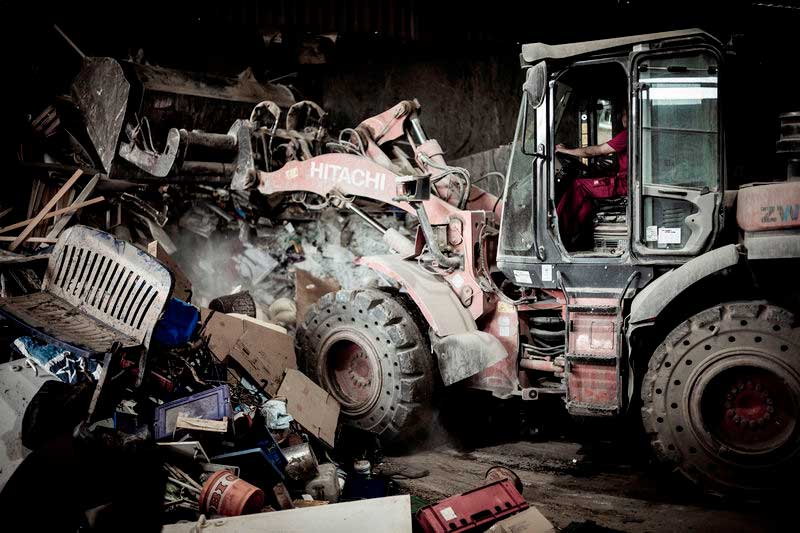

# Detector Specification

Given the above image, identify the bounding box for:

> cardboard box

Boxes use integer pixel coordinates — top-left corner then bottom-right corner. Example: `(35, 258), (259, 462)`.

(277, 369), (340, 447)
(202, 308), (297, 396)
(486, 507), (556, 533)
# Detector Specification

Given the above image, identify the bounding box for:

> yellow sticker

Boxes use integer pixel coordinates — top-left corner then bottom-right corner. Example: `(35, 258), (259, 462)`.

(498, 301), (515, 314)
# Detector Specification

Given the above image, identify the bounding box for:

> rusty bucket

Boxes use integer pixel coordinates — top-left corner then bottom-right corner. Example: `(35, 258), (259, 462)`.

(199, 470), (264, 516)
(484, 465), (524, 494)
(208, 291), (257, 318)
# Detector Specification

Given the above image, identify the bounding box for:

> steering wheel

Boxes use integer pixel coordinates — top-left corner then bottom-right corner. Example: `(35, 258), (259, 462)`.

(556, 152), (590, 176)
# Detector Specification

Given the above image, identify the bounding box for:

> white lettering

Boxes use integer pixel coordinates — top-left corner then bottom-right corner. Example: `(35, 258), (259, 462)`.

(339, 167), (350, 185)
(351, 169), (365, 186)
(308, 163), (386, 191)
(365, 171), (380, 190)
(339, 166), (352, 186)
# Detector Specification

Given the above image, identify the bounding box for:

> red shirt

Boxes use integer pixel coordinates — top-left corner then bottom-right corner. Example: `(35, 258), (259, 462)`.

(606, 129), (628, 182)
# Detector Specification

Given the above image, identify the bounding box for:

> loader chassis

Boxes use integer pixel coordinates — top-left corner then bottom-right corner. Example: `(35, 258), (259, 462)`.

(246, 30), (800, 494)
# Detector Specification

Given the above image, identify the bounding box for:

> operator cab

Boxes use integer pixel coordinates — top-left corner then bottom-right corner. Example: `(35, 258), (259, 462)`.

(552, 62), (629, 254)
(497, 29), (725, 290)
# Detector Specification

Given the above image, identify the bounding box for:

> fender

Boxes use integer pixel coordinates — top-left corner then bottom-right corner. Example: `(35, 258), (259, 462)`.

(629, 244), (743, 326)
(359, 254), (507, 385)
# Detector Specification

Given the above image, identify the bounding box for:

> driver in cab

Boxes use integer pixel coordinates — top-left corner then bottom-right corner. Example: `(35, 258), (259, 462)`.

(555, 108), (628, 246)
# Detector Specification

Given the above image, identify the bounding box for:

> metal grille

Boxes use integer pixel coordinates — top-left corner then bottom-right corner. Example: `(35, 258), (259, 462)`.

(0, 225), (174, 354)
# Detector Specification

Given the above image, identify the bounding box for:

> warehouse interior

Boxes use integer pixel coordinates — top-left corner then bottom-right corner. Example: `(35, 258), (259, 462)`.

(1, 1), (799, 531)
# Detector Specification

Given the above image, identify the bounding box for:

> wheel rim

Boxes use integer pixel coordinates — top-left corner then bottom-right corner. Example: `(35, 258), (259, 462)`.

(690, 352), (800, 460)
(319, 331), (382, 416)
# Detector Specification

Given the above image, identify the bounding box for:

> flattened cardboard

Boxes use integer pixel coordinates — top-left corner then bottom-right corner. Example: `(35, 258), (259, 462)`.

(487, 507), (556, 533)
(201, 308), (296, 396)
(277, 369), (340, 447)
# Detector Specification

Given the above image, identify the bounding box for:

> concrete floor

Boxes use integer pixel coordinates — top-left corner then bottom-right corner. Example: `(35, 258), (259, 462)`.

(383, 425), (789, 532)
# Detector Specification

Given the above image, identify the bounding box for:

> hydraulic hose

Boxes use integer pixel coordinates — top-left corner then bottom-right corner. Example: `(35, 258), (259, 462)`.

(413, 203), (462, 269)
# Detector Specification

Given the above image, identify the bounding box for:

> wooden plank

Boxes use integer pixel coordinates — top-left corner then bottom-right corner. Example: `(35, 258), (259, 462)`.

(27, 179), (42, 219)
(0, 236), (58, 244)
(174, 414), (228, 433)
(8, 170), (82, 251)
(0, 197), (105, 235)
(42, 174), (100, 242)
(0, 207), (12, 220)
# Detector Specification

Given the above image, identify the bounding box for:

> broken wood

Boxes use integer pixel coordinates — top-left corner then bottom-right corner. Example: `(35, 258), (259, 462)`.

(174, 414), (228, 433)
(0, 197), (105, 235)
(0, 236), (58, 244)
(42, 174), (101, 243)
(9, 169), (83, 251)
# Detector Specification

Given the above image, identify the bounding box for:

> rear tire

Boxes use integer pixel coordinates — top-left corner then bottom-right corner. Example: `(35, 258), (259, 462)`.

(641, 301), (800, 497)
(295, 289), (434, 445)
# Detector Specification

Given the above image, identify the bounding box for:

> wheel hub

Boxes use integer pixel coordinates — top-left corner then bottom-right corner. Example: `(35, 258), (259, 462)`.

(319, 332), (382, 416)
(724, 381), (774, 428)
(697, 360), (798, 456)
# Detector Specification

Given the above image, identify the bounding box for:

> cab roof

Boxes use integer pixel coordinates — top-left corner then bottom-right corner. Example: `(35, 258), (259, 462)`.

(521, 28), (722, 65)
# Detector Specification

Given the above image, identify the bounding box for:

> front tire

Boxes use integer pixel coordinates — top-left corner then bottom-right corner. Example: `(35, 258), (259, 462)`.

(641, 301), (800, 497)
(295, 289), (434, 444)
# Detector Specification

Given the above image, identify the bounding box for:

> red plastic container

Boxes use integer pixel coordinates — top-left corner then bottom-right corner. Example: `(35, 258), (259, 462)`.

(199, 470), (265, 517)
(416, 478), (528, 533)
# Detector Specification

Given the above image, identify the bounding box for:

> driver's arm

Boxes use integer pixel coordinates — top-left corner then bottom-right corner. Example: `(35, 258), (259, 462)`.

(555, 143), (615, 158)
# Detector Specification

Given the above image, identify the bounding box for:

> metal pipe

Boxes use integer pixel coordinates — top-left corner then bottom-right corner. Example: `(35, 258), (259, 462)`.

(53, 24), (86, 59)
(180, 161), (231, 175)
(408, 116), (428, 145)
(529, 327), (565, 340)
(346, 203), (388, 234)
(413, 203), (462, 268)
(530, 316), (564, 325)
(520, 358), (559, 373)
(346, 202), (416, 256)
(179, 130), (237, 151)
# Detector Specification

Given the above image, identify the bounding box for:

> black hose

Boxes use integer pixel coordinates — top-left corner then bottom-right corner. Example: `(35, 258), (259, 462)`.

(413, 203), (462, 269)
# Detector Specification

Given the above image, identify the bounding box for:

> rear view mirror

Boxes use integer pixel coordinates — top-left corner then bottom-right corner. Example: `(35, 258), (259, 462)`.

(523, 62), (547, 109)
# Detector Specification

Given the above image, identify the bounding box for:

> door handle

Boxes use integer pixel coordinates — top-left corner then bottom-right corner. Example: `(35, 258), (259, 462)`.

(656, 189), (688, 197)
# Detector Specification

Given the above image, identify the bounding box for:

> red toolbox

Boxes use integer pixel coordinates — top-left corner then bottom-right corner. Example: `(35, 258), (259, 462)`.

(416, 478), (528, 533)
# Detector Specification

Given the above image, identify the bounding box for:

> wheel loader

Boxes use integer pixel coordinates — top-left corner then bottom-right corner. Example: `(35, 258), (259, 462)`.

(159, 29), (800, 496)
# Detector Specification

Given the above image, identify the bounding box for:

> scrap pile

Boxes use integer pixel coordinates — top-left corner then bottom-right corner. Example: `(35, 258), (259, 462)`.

(0, 224), (549, 531)
(0, 27), (551, 532)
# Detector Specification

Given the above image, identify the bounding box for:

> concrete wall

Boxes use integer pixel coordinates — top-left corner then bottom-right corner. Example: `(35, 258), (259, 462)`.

(321, 52), (523, 161)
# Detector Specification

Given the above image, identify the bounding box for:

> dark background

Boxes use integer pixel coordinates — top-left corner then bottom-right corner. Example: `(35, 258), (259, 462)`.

(7, 0), (800, 185)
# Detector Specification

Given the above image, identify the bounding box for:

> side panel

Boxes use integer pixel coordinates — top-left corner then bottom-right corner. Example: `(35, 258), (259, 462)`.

(737, 182), (800, 232)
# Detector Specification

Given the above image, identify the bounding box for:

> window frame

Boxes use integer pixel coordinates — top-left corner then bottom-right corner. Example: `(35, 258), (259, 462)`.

(630, 44), (726, 260)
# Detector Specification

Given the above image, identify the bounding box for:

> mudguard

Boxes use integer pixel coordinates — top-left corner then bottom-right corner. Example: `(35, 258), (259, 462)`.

(629, 244), (742, 325)
(430, 331), (508, 386)
(360, 254), (507, 384)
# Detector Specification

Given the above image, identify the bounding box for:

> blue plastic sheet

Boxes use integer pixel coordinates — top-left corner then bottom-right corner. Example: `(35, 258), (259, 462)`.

(13, 336), (100, 384)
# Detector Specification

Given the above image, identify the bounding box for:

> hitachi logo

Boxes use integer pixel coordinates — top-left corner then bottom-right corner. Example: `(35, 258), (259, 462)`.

(309, 162), (386, 191)
(761, 204), (800, 224)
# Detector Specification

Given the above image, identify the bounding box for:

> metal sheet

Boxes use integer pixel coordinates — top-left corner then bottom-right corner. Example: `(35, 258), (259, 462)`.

(521, 29), (717, 64)
(162, 495), (412, 533)
(71, 57), (130, 173)
(0, 360), (56, 491)
(431, 330), (508, 386)
(359, 255), (476, 337)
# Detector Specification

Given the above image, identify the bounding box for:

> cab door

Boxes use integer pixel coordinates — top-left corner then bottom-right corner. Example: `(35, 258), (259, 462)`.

(631, 48), (724, 257)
